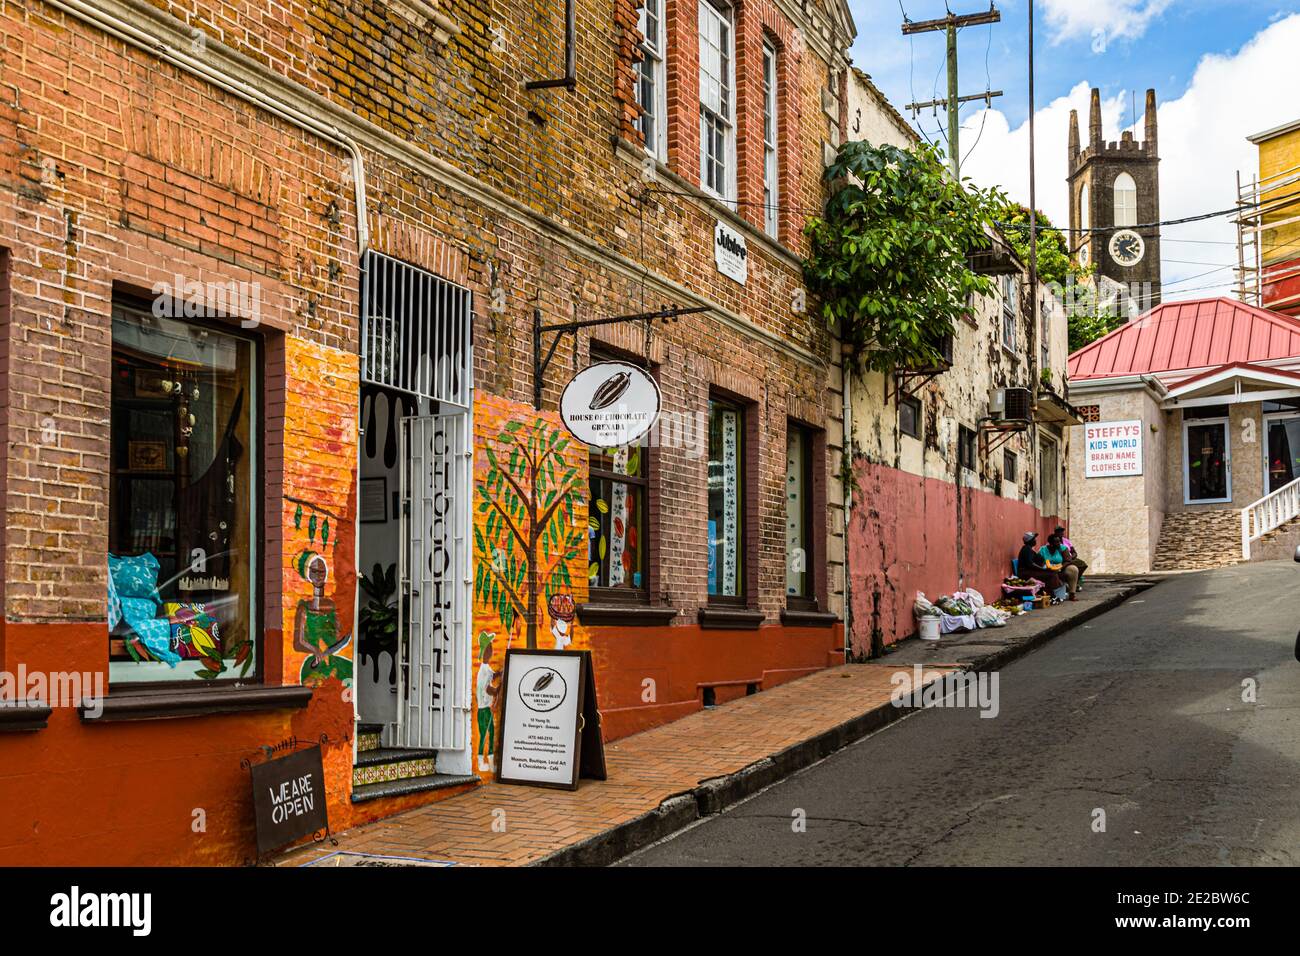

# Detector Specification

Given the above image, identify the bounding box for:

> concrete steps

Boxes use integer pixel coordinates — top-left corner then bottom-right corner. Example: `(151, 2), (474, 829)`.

(1152, 508), (1243, 571)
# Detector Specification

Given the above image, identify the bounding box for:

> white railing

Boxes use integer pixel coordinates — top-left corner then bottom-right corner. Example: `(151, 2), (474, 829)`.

(1242, 475), (1300, 559)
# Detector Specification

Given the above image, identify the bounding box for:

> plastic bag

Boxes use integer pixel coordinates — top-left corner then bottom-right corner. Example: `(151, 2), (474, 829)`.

(962, 588), (985, 609)
(913, 591), (939, 618)
(975, 605), (1008, 628)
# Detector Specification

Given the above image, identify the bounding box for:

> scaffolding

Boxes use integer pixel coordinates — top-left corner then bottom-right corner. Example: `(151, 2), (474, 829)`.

(1235, 160), (1300, 309)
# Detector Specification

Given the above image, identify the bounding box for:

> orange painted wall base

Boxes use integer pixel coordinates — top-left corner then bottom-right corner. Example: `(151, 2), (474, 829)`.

(588, 622), (844, 741)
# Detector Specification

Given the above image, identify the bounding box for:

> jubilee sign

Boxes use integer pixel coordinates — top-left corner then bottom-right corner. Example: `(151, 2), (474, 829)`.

(1084, 420), (1143, 477)
(560, 361), (660, 447)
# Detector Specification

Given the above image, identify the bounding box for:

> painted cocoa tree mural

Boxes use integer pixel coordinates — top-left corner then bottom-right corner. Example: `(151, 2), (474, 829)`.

(473, 413), (586, 648)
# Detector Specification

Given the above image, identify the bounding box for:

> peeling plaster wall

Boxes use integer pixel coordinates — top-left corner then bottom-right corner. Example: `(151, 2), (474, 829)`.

(843, 271), (1073, 653)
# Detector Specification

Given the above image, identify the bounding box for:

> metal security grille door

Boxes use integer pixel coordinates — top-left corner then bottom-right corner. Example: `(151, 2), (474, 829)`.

(361, 251), (472, 409)
(398, 413), (471, 750)
(361, 250), (473, 753)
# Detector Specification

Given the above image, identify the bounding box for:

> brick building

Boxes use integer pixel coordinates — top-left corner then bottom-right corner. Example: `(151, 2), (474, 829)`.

(0, 0), (855, 864)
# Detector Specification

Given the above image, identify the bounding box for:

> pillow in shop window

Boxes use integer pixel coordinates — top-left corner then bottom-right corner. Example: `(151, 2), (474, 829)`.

(108, 552), (162, 602)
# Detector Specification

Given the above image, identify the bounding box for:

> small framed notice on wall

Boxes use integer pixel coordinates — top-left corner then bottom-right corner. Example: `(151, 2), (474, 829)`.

(496, 649), (606, 791)
(360, 477), (388, 523)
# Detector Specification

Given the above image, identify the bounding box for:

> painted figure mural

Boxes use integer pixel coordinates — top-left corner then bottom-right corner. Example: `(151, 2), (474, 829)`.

(293, 550), (354, 686)
(471, 394), (591, 780)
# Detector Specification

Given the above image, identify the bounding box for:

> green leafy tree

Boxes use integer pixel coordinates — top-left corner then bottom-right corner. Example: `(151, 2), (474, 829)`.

(998, 203), (1124, 353)
(473, 419), (585, 648)
(803, 141), (1008, 374)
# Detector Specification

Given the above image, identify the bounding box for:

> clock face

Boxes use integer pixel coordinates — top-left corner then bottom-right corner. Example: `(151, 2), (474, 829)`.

(1109, 229), (1145, 267)
(1078, 243), (1090, 268)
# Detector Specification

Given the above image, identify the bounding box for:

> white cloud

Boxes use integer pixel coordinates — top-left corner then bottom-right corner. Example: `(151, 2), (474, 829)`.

(957, 12), (1300, 301)
(1040, 0), (1175, 47)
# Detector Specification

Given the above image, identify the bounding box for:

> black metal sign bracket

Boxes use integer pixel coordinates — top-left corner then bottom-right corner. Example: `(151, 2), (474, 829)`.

(532, 304), (709, 409)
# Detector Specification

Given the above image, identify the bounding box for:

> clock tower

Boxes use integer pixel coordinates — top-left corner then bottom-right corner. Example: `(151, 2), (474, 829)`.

(1068, 88), (1162, 317)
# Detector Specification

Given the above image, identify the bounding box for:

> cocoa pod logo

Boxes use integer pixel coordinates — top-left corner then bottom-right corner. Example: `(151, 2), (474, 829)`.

(589, 371), (631, 410)
(532, 671), (556, 693)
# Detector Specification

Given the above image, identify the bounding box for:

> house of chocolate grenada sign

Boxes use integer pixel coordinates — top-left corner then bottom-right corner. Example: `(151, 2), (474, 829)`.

(559, 361), (660, 447)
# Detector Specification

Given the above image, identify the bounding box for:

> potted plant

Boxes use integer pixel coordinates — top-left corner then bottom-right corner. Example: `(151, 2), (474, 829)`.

(359, 562), (401, 683)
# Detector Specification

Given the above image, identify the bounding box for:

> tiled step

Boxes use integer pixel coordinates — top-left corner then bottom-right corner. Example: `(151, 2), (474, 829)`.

(356, 722), (384, 753)
(352, 746), (438, 787)
(351, 772), (480, 805)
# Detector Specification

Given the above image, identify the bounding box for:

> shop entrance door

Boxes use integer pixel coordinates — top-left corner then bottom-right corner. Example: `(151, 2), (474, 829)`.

(1184, 418), (1232, 503)
(1265, 413), (1300, 493)
(396, 412), (470, 751)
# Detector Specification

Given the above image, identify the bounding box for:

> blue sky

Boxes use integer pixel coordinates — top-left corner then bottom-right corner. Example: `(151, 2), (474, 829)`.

(845, 1), (1300, 298)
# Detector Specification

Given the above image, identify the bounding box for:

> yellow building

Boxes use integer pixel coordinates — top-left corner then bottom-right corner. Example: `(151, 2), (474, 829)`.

(1242, 120), (1300, 316)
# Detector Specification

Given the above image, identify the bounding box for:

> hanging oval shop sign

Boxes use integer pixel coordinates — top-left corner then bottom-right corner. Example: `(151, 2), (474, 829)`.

(560, 361), (661, 447)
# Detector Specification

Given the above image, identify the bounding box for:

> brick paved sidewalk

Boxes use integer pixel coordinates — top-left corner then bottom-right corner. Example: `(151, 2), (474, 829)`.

(276, 663), (952, 867)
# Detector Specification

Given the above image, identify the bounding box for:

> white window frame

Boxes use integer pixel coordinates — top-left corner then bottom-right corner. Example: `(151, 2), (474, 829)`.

(1040, 299), (1052, 371)
(637, 0), (667, 161)
(698, 0), (735, 201)
(1113, 172), (1137, 228)
(762, 40), (779, 237)
(1001, 273), (1018, 352)
(1038, 433), (1060, 516)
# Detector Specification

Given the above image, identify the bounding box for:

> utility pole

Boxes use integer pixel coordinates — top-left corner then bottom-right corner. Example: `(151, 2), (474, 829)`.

(1028, 0), (1038, 382)
(902, 4), (1002, 177)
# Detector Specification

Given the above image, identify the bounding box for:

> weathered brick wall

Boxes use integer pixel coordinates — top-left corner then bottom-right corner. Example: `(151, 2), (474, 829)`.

(1, 0), (851, 626)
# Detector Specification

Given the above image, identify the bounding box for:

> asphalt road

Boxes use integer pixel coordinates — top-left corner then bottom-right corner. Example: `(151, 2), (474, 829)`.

(622, 561), (1300, 866)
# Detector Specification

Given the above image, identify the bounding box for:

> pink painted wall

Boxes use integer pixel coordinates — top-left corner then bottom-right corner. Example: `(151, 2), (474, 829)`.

(849, 458), (1063, 655)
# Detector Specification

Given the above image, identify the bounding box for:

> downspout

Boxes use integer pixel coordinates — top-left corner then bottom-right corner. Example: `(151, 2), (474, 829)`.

(47, 1), (371, 742)
(841, 349), (853, 662)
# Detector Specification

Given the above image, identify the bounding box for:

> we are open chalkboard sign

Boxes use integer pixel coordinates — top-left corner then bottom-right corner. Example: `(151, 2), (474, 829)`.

(250, 745), (329, 857)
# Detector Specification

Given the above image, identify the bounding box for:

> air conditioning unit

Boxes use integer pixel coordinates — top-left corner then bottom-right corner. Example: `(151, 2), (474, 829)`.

(989, 386), (1032, 423)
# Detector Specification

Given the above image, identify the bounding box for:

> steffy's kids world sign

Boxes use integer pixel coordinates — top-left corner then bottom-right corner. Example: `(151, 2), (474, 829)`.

(560, 361), (660, 447)
(1084, 420), (1144, 477)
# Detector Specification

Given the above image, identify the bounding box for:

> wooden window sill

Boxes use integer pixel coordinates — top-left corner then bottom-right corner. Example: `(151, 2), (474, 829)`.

(780, 608), (840, 627)
(577, 603), (680, 627)
(0, 700), (53, 732)
(79, 685), (313, 722)
(698, 606), (765, 630)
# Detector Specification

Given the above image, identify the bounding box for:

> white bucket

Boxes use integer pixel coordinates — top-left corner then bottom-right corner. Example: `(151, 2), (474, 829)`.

(919, 615), (942, 641)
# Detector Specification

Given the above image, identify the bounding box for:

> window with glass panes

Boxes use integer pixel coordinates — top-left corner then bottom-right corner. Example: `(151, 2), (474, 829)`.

(707, 397), (745, 600)
(785, 423), (814, 603)
(637, 0), (666, 160)
(108, 301), (259, 683)
(1001, 274), (1018, 350)
(587, 352), (649, 600)
(698, 0), (734, 199)
(762, 40), (779, 237)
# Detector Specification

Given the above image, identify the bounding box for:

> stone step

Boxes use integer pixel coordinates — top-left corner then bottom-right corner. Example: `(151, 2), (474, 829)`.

(351, 772), (480, 805)
(1153, 508), (1242, 572)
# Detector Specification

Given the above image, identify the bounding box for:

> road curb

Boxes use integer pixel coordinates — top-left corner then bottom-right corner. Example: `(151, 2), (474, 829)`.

(963, 581), (1155, 673)
(534, 581), (1155, 867)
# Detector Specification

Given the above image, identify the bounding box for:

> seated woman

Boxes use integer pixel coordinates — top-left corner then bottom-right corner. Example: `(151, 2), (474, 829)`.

(1040, 533), (1079, 601)
(1017, 532), (1063, 597)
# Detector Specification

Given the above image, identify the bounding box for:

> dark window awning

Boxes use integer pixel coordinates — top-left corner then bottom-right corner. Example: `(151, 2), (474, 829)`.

(1034, 385), (1083, 426)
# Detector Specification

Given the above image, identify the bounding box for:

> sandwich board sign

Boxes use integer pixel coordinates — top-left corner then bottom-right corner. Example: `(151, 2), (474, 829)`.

(249, 745), (329, 857)
(496, 649), (606, 791)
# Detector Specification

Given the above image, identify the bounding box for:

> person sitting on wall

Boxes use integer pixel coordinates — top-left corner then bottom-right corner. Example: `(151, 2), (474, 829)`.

(1017, 531), (1063, 598)
(1041, 533), (1079, 602)
(1055, 525), (1088, 588)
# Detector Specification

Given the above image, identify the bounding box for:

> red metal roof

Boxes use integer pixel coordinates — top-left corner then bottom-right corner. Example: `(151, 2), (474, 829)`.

(1068, 297), (1300, 381)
